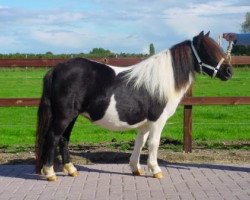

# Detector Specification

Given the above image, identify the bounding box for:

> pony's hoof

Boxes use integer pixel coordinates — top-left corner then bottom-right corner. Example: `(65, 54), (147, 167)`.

(63, 162), (78, 177)
(47, 175), (58, 182)
(69, 171), (79, 177)
(153, 172), (163, 179)
(132, 169), (144, 176)
(41, 166), (57, 181)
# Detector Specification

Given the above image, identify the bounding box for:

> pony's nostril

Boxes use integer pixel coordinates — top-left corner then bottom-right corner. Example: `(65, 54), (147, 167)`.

(226, 67), (232, 76)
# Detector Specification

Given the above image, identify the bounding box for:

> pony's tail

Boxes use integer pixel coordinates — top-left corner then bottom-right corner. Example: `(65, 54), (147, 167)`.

(35, 69), (53, 174)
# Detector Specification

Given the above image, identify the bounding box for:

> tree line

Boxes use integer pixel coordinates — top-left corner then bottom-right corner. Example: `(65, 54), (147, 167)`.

(0, 48), (149, 59)
(0, 42), (157, 59)
(0, 43), (249, 60)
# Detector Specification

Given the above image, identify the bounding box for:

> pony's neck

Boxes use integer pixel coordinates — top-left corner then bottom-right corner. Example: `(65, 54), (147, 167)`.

(170, 40), (196, 91)
(124, 40), (196, 103)
(125, 50), (182, 103)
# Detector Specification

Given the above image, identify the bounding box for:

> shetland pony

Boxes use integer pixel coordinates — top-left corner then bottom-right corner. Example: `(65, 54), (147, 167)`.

(36, 31), (233, 181)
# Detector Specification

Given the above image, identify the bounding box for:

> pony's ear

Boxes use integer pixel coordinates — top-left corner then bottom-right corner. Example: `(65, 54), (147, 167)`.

(193, 31), (204, 47)
(205, 31), (210, 37)
(197, 31), (204, 43)
(198, 31), (204, 37)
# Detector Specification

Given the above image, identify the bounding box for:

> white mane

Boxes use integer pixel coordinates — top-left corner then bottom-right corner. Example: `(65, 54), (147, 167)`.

(125, 50), (177, 103)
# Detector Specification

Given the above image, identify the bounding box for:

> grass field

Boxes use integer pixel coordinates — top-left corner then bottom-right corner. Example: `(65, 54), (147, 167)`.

(0, 67), (250, 150)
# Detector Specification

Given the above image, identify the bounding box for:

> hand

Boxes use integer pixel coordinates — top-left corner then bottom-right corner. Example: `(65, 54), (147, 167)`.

(222, 33), (237, 42)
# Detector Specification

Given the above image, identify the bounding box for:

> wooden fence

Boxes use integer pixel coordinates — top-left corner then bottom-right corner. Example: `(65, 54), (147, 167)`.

(1, 57), (250, 152)
(0, 57), (144, 68)
(0, 56), (250, 67)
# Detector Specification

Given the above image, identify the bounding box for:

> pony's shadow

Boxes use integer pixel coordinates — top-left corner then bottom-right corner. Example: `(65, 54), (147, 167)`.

(71, 150), (148, 164)
(71, 150), (250, 173)
(0, 151), (249, 180)
(0, 164), (38, 180)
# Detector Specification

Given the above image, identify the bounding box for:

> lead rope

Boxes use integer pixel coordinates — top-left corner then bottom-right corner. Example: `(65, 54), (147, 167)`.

(226, 41), (234, 62)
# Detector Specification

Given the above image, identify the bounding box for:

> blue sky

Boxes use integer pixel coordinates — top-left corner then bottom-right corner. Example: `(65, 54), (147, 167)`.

(0, 0), (249, 54)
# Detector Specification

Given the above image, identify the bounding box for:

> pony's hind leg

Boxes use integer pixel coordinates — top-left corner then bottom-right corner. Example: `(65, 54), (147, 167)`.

(59, 118), (78, 177)
(41, 117), (73, 181)
(129, 126), (149, 176)
(41, 126), (59, 181)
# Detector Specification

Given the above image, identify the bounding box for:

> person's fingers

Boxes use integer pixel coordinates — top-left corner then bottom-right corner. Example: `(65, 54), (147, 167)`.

(222, 33), (236, 41)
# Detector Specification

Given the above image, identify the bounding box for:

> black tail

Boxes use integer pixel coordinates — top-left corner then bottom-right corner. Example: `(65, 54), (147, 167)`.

(35, 69), (53, 174)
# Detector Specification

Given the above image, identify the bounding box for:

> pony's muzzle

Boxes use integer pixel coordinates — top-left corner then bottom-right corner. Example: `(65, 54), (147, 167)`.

(226, 67), (233, 77)
(219, 65), (233, 81)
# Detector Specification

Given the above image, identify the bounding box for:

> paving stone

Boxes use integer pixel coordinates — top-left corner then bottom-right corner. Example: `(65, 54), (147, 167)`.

(0, 163), (249, 200)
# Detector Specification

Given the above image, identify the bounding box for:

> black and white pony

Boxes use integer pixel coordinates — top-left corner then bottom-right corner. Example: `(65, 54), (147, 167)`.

(36, 31), (233, 181)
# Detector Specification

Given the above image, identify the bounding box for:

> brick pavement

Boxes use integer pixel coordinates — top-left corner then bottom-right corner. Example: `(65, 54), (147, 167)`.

(0, 163), (249, 200)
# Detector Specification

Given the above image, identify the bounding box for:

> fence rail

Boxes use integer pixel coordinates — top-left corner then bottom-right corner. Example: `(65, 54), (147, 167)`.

(181, 96), (250, 105)
(231, 56), (250, 65)
(0, 56), (249, 68)
(0, 57), (144, 67)
(1, 96), (250, 107)
(0, 57), (250, 152)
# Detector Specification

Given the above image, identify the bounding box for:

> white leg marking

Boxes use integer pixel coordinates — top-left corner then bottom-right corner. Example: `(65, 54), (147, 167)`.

(63, 162), (78, 177)
(147, 125), (163, 175)
(129, 126), (149, 174)
(41, 165), (55, 177)
(41, 165), (57, 181)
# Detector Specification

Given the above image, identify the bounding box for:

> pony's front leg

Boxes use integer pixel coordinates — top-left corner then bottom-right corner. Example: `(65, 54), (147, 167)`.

(147, 123), (165, 179)
(129, 127), (149, 176)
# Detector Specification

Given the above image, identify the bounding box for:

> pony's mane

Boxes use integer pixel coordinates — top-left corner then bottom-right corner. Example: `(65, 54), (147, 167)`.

(124, 41), (195, 103)
(170, 40), (195, 90)
(124, 50), (180, 103)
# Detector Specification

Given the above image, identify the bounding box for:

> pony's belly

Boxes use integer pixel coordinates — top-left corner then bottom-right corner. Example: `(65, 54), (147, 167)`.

(93, 116), (147, 131)
(82, 95), (147, 131)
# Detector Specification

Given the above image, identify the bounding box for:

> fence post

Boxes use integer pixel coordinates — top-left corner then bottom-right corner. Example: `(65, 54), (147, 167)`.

(183, 88), (193, 153)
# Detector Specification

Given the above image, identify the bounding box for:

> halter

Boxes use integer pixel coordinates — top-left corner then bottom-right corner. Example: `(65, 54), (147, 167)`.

(191, 41), (225, 78)
(226, 41), (234, 62)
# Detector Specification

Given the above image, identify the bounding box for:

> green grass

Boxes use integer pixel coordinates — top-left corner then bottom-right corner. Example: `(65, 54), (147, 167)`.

(0, 68), (47, 97)
(193, 67), (250, 96)
(0, 67), (250, 150)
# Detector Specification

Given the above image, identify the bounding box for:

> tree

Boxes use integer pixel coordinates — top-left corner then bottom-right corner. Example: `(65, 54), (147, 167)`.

(231, 45), (250, 56)
(45, 51), (53, 58)
(89, 48), (113, 57)
(241, 12), (250, 33)
(232, 12), (250, 56)
(149, 43), (155, 55)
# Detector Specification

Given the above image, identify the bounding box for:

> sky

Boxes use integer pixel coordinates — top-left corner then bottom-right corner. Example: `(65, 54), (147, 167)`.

(0, 0), (249, 54)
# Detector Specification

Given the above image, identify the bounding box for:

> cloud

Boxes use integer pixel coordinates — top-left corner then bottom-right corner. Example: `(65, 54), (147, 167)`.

(1, 0), (249, 53)
(30, 29), (145, 53)
(33, 31), (77, 47)
(163, 1), (250, 37)
(166, 1), (250, 17)
(34, 12), (86, 25)
(0, 35), (17, 46)
(0, 7), (86, 25)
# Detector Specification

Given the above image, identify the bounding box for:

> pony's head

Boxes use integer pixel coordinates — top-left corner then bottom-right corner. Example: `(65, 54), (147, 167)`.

(192, 31), (233, 81)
